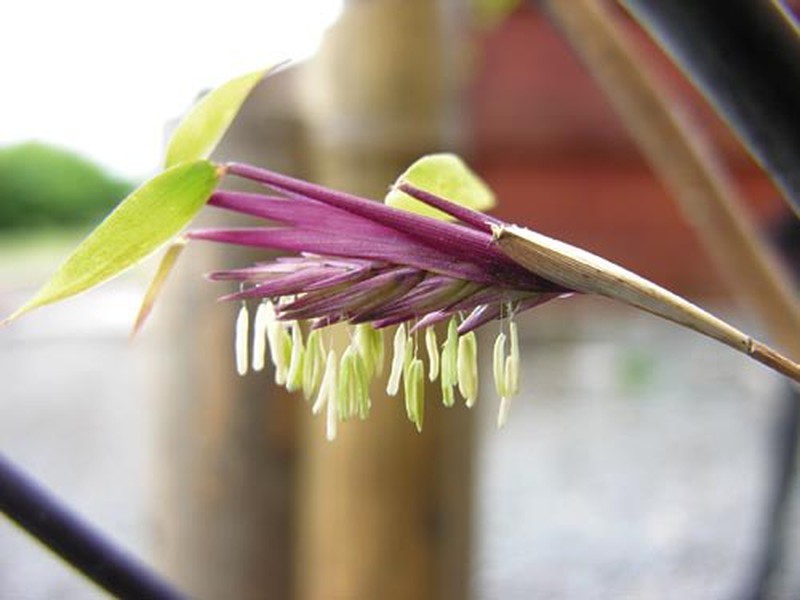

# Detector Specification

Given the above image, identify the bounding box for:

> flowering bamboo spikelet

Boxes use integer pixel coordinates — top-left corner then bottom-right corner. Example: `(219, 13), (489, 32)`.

(192, 161), (577, 437)
(185, 159), (800, 437)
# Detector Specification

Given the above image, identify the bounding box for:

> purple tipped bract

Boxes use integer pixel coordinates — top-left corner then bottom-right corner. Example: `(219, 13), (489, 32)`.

(188, 162), (570, 331)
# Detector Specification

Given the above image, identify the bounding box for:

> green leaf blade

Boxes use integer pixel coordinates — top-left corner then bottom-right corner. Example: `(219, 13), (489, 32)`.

(385, 153), (496, 220)
(165, 66), (275, 168)
(5, 160), (220, 322)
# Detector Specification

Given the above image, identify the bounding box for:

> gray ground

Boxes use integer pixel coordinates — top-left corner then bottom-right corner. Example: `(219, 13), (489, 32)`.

(0, 251), (793, 599)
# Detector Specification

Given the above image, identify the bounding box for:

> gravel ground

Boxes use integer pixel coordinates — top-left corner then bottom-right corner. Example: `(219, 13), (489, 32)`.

(0, 263), (792, 599)
(473, 304), (785, 600)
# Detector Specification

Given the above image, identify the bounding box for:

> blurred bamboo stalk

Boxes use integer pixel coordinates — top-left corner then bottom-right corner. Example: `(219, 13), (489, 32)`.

(541, 0), (800, 358)
(154, 76), (304, 600)
(295, 1), (472, 599)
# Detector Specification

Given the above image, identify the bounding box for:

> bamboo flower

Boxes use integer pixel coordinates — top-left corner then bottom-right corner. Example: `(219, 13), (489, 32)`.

(188, 163), (568, 437)
(188, 162), (800, 439)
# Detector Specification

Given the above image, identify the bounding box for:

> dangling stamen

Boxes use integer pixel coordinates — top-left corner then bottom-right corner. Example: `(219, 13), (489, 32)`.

(387, 323), (407, 396)
(286, 323), (305, 392)
(252, 301), (270, 372)
(497, 321), (520, 428)
(440, 317), (459, 407)
(352, 351), (371, 420)
(405, 357), (425, 432)
(336, 345), (353, 421)
(235, 302), (249, 376)
(268, 318), (292, 386)
(303, 329), (325, 400)
(457, 331), (478, 407)
(425, 327), (439, 382)
(493, 331), (508, 398)
(505, 321), (520, 397)
(313, 348), (337, 415)
(370, 326), (385, 377)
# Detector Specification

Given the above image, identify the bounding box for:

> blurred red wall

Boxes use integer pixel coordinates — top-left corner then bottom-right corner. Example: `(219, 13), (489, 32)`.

(470, 5), (790, 298)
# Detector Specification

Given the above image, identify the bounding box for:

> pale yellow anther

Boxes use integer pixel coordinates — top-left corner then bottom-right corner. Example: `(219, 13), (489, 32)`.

(497, 322), (520, 428)
(303, 329), (324, 400)
(387, 324), (407, 396)
(457, 331), (478, 407)
(235, 303), (249, 376)
(441, 378), (455, 407)
(313, 348), (337, 416)
(355, 324), (384, 379)
(506, 321), (520, 397)
(271, 324), (292, 386)
(440, 317), (459, 407)
(425, 327), (439, 382)
(264, 300), (280, 354)
(371, 327), (385, 377)
(404, 357), (425, 432)
(497, 397), (512, 429)
(353, 324), (373, 378)
(286, 324), (305, 392)
(337, 346), (355, 421)
(352, 352), (371, 420)
(264, 301), (288, 383)
(493, 331), (508, 398)
(252, 302), (270, 372)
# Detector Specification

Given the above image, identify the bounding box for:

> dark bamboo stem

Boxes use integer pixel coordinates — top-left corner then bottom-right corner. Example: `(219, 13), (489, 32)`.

(0, 453), (188, 600)
(618, 0), (800, 216)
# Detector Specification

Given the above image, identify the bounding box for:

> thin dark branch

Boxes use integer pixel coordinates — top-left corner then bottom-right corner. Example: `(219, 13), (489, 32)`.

(741, 386), (800, 600)
(618, 0), (800, 216)
(0, 453), (188, 600)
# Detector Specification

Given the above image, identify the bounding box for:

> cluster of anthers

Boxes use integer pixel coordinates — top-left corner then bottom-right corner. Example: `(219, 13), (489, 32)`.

(231, 297), (520, 440)
(189, 162), (570, 440)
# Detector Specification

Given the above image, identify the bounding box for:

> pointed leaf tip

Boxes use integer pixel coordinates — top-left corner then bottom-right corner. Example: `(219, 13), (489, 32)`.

(165, 64), (281, 168)
(385, 153), (496, 220)
(130, 237), (189, 338)
(10, 160), (219, 322)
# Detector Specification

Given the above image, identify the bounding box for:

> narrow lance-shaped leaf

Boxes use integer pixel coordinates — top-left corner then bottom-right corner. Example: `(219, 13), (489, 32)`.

(165, 65), (280, 168)
(385, 153), (496, 220)
(131, 236), (189, 337)
(4, 160), (220, 324)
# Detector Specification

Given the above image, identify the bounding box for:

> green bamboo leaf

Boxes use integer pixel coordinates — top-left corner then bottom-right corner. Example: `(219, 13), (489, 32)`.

(385, 153), (496, 220)
(4, 160), (220, 323)
(165, 66), (276, 168)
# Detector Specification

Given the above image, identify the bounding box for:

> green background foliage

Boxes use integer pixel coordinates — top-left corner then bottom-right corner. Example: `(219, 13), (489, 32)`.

(0, 142), (135, 230)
